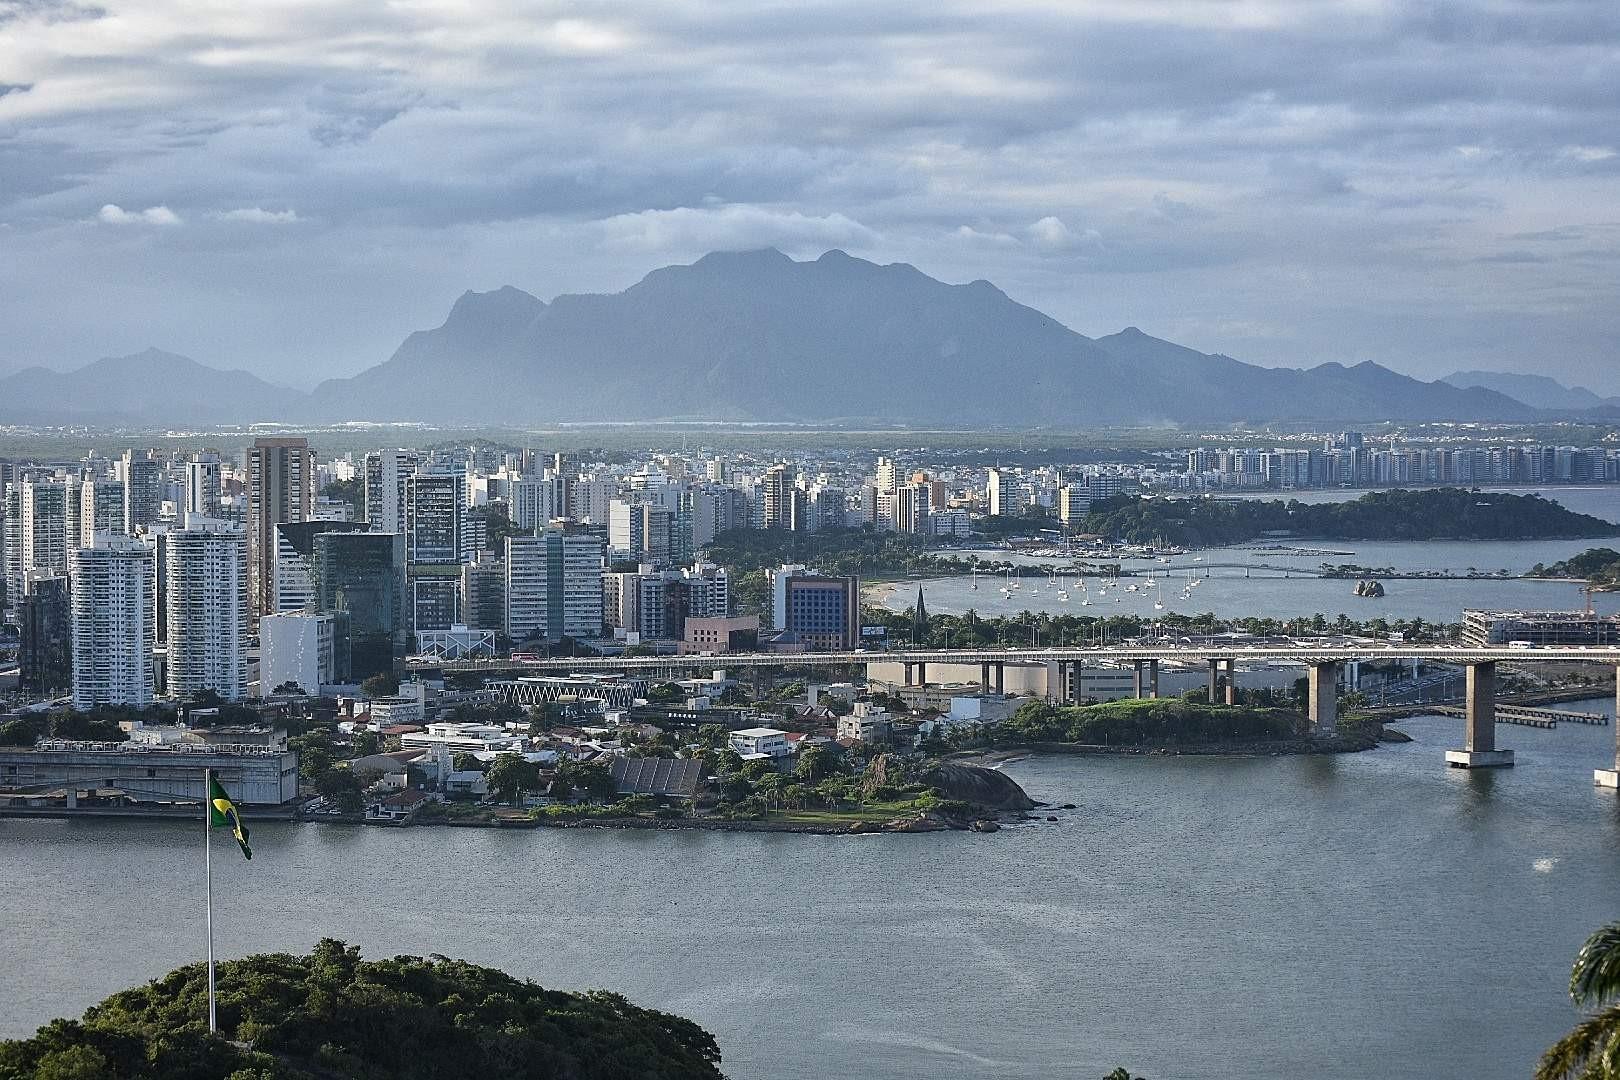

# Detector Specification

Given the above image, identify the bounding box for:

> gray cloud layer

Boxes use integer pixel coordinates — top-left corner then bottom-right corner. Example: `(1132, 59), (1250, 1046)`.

(1, 0), (1617, 393)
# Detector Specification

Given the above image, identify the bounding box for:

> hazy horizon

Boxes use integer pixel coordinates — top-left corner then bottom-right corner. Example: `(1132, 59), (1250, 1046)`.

(2, 2), (1618, 393)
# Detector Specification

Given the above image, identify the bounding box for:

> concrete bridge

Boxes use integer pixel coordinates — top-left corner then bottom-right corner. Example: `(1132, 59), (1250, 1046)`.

(410, 645), (1620, 786)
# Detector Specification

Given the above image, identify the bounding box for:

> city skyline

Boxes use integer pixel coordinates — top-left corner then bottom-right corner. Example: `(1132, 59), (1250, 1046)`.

(2, 2), (1618, 392)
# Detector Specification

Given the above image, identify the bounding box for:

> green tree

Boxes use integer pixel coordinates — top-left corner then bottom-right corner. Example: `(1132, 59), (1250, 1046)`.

(484, 754), (540, 805)
(1537, 923), (1620, 1080)
(555, 760), (617, 802)
(794, 744), (837, 783)
(316, 767), (365, 814)
(360, 672), (399, 699)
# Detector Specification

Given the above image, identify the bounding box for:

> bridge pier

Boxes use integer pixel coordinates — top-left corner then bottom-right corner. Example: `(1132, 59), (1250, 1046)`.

(1224, 658), (1237, 706)
(1306, 662), (1338, 735)
(1207, 659), (1220, 704)
(1447, 661), (1514, 769)
(1597, 664), (1620, 789)
(981, 662), (993, 696)
(1148, 659), (1159, 699)
(994, 662), (1005, 696)
(1132, 660), (1145, 699)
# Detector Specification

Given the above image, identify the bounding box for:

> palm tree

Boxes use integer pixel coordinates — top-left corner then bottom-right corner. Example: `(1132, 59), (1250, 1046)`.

(1537, 923), (1620, 1080)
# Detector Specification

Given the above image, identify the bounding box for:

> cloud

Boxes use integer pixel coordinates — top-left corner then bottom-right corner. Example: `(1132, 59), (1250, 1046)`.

(596, 205), (879, 253)
(215, 206), (299, 223)
(97, 203), (181, 225)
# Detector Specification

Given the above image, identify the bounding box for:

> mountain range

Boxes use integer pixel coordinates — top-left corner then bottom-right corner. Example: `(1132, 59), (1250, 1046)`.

(1440, 370), (1620, 413)
(0, 249), (1597, 427)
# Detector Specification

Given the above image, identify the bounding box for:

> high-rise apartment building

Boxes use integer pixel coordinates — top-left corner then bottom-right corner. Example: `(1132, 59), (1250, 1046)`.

(986, 468), (1025, 517)
(122, 449), (164, 534)
(185, 453), (223, 518)
(21, 478), (70, 578)
(78, 479), (125, 547)
(165, 515), (248, 702)
(505, 524), (604, 643)
(404, 466), (465, 632)
(461, 554), (506, 633)
(69, 535), (155, 709)
(762, 464), (805, 531)
(247, 437), (315, 619)
(362, 449), (418, 534)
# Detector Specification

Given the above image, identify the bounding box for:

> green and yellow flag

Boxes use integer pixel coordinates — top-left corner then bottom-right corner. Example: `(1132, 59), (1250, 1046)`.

(208, 774), (252, 860)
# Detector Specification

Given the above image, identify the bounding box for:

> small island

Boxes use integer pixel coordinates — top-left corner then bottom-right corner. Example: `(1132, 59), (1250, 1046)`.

(1079, 488), (1618, 548)
(0, 940), (725, 1080)
(1529, 547), (1620, 590)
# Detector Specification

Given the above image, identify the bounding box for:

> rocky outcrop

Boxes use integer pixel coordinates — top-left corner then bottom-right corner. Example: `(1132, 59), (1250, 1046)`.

(922, 763), (1037, 811)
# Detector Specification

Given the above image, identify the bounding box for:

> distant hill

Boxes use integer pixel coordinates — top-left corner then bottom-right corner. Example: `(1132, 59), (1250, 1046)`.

(305, 249), (1536, 426)
(1441, 369), (1620, 412)
(1, 252), (1547, 427)
(0, 347), (305, 425)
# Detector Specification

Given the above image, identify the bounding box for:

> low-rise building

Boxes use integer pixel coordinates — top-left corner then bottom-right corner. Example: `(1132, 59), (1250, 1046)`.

(368, 696), (426, 727)
(728, 726), (791, 759)
(399, 721), (524, 754)
(0, 739), (299, 806)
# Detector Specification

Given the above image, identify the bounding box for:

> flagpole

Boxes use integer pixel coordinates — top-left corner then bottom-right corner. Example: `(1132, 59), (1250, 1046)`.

(204, 766), (216, 1034)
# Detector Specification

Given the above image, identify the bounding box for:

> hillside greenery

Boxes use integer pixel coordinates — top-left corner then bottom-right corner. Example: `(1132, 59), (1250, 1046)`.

(1529, 547), (1620, 587)
(1078, 488), (1616, 547)
(1002, 697), (1303, 746)
(0, 940), (723, 1080)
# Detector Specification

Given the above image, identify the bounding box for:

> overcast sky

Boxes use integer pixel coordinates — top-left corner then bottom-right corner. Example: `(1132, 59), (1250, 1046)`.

(2, 0), (1617, 393)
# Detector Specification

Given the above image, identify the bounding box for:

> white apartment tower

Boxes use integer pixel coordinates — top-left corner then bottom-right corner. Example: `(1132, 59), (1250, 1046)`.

(505, 525), (604, 643)
(186, 453), (223, 517)
(70, 535), (155, 709)
(363, 449), (419, 534)
(165, 515), (249, 702)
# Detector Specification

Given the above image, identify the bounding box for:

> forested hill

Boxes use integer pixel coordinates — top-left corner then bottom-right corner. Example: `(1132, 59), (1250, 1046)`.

(1081, 489), (1618, 547)
(0, 940), (724, 1080)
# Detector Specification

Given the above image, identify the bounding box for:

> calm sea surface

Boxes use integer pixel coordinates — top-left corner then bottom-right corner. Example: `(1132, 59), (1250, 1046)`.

(4, 702), (1619, 1080)
(881, 486), (1620, 623)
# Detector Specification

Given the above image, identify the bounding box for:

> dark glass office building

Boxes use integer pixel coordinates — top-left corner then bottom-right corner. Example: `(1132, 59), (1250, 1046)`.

(313, 532), (405, 680)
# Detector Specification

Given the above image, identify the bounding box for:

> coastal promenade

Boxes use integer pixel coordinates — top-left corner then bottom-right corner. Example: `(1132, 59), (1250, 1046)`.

(412, 644), (1620, 783)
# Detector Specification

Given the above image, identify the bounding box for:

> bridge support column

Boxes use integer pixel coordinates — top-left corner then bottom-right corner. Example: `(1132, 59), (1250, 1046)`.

(1207, 659), (1220, 704)
(1307, 662), (1338, 735)
(994, 663), (1005, 696)
(1448, 661), (1514, 769)
(1057, 661), (1071, 704)
(1149, 659), (1159, 699)
(1597, 664), (1620, 789)
(903, 664), (915, 687)
(916, 662), (927, 687)
(1224, 658), (1238, 706)
(981, 662), (992, 696)
(1132, 660), (1146, 699)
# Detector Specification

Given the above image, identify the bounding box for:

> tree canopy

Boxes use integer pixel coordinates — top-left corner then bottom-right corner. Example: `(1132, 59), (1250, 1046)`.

(1079, 488), (1616, 547)
(0, 939), (724, 1080)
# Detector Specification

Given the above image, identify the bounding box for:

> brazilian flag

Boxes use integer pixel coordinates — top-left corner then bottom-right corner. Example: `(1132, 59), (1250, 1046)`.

(208, 774), (252, 860)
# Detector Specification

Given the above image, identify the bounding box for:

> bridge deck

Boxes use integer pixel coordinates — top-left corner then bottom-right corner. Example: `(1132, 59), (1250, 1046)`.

(410, 645), (1620, 674)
